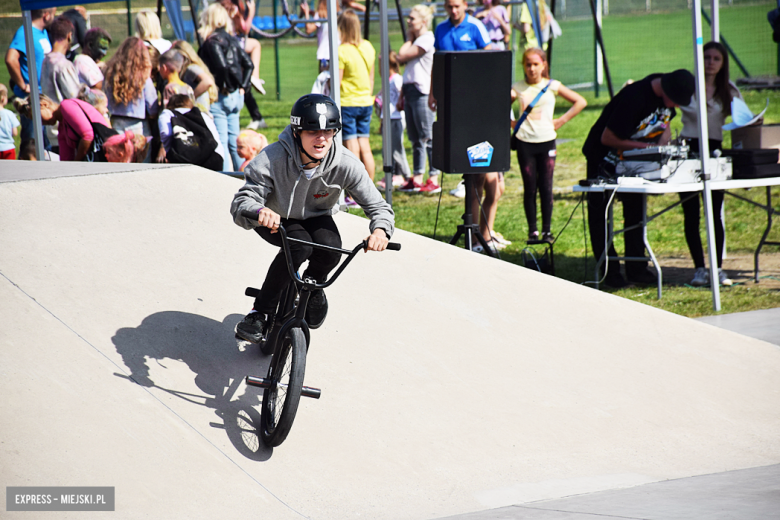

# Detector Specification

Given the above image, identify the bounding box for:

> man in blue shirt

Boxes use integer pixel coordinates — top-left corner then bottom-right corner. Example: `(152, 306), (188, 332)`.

(5, 8), (56, 142)
(428, 0), (491, 113)
(434, 0), (491, 53)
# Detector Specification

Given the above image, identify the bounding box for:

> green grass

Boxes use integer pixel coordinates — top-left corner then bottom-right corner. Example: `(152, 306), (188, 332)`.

(339, 86), (780, 319)
(3, 3), (779, 318)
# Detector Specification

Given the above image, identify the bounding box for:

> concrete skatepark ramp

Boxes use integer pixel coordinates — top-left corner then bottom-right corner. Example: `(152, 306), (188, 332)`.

(2, 163), (779, 519)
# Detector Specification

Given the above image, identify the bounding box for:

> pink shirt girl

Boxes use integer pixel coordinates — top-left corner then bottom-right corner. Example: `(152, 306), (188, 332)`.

(57, 98), (108, 161)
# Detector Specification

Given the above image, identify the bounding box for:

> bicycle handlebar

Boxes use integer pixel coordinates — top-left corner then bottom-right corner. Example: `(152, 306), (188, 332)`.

(240, 209), (400, 289)
(240, 209), (400, 250)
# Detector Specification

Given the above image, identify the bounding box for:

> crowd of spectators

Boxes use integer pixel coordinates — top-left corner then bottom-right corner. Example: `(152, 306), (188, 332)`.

(5, 1), (731, 283)
(0, 0), (579, 255)
(3, 3), (267, 169)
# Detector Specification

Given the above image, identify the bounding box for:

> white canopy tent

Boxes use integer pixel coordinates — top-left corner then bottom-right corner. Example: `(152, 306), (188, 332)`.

(692, 0), (723, 310)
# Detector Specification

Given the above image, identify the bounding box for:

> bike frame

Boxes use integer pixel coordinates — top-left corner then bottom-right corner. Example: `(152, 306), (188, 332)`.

(242, 216), (400, 443)
(266, 225), (373, 355)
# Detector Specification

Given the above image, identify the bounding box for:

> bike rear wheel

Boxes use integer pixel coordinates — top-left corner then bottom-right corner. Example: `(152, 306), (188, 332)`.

(260, 327), (306, 447)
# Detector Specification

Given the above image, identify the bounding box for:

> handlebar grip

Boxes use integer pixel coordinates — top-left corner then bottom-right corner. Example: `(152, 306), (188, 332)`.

(387, 242), (401, 251)
(240, 209), (260, 221)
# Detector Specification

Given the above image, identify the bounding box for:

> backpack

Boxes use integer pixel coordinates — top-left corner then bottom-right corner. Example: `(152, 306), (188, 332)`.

(166, 108), (222, 171)
(199, 29), (251, 93)
(86, 121), (119, 162)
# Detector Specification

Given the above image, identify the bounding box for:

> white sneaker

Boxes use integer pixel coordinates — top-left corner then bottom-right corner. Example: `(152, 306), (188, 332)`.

(690, 267), (708, 286)
(471, 242), (497, 254)
(251, 77), (266, 95)
(450, 180), (465, 198)
(247, 118), (268, 130)
(718, 268), (733, 286)
(488, 237), (507, 250)
(491, 231), (512, 246)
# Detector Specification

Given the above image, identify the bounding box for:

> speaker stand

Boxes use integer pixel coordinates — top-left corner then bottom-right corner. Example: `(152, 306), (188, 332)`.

(449, 175), (497, 258)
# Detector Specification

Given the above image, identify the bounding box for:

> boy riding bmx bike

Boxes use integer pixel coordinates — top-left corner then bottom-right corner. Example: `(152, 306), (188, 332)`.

(230, 93), (395, 342)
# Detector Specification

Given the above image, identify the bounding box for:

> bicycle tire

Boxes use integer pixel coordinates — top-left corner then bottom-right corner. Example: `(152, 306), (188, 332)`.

(260, 327), (306, 447)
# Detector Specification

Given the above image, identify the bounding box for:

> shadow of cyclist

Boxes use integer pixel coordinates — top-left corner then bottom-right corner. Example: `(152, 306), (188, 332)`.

(111, 311), (273, 461)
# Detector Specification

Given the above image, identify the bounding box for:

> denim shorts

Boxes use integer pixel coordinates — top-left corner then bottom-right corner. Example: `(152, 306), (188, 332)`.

(341, 105), (372, 140)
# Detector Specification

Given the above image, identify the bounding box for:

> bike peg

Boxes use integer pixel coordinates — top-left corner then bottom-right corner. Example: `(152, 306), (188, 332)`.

(301, 386), (322, 399)
(246, 376), (321, 399)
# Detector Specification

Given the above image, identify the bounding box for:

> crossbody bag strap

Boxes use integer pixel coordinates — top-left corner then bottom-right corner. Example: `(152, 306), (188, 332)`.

(73, 100), (117, 161)
(512, 79), (554, 138)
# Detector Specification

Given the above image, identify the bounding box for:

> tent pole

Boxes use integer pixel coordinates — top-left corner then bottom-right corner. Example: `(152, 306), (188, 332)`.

(327, 0), (341, 125)
(380, 0), (392, 204)
(692, 0), (721, 311)
(22, 10), (44, 161)
(188, 0), (202, 47)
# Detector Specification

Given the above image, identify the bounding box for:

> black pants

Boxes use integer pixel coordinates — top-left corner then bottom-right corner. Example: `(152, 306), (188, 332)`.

(245, 89), (263, 122)
(680, 138), (725, 268)
(253, 215), (341, 314)
(516, 139), (556, 234)
(586, 160), (647, 276)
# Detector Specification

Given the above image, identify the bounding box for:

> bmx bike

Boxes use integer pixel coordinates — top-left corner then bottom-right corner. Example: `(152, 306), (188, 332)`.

(238, 212), (400, 447)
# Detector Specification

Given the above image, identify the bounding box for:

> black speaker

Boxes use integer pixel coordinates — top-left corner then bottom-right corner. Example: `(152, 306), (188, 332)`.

(431, 50), (512, 174)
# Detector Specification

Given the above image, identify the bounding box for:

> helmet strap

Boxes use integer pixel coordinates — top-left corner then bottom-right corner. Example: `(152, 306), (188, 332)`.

(294, 130), (324, 168)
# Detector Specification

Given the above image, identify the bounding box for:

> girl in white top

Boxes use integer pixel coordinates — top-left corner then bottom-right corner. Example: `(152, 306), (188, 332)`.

(136, 10), (172, 54)
(677, 41), (743, 287)
(396, 4), (440, 193)
(511, 47), (586, 242)
(302, 0), (331, 65)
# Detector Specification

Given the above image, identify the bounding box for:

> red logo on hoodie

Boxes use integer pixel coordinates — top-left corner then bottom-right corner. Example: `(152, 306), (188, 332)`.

(313, 190), (330, 199)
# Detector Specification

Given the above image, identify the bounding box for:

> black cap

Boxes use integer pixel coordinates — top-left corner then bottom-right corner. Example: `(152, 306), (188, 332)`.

(660, 69), (695, 106)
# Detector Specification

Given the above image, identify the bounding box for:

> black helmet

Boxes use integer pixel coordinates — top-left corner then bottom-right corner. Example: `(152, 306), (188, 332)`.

(290, 94), (341, 134)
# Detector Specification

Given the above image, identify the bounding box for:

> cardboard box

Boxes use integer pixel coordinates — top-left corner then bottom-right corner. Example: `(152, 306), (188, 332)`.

(731, 124), (780, 152)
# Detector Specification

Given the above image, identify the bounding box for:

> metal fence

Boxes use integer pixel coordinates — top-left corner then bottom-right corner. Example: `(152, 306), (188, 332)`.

(1, 0), (777, 101)
(547, 0), (777, 94)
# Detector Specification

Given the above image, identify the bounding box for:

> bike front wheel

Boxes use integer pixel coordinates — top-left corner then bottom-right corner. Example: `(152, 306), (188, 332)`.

(260, 327), (306, 447)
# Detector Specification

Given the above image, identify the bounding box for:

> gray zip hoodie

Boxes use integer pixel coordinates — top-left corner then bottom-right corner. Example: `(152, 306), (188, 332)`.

(231, 126), (395, 237)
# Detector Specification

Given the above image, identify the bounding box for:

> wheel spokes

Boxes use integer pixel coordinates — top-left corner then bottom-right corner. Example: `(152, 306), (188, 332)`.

(269, 347), (294, 426)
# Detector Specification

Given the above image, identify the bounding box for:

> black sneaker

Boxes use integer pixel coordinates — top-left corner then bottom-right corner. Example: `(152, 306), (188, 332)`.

(603, 272), (630, 289)
(627, 268), (657, 285)
(542, 232), (554, 244)
(305, 281), (328, 329)
(235, 312), (268, 343)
